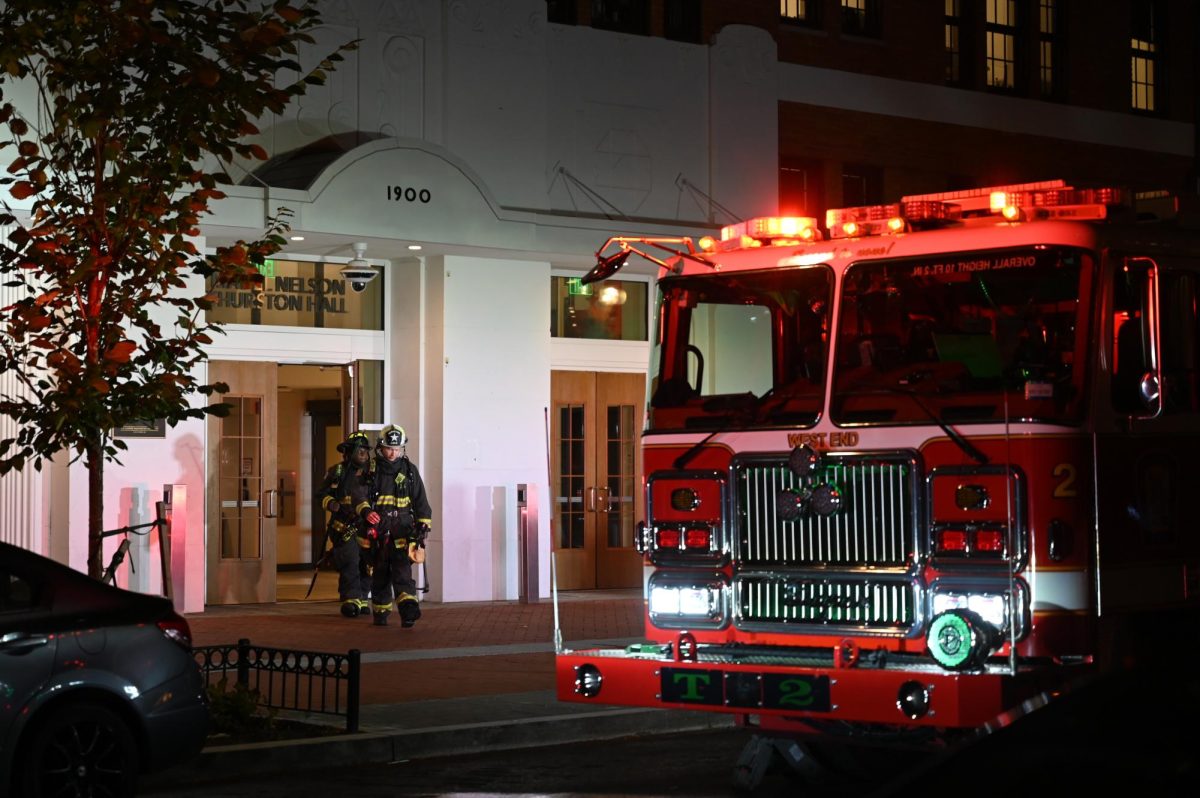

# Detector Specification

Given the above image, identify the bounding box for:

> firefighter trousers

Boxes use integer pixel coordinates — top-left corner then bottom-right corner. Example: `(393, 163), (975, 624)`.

(332, 536), (370, 609)
(369, 543), (420, 625)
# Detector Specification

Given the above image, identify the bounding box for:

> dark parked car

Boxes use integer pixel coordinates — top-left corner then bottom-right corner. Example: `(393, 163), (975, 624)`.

(0, 541), (208, 797)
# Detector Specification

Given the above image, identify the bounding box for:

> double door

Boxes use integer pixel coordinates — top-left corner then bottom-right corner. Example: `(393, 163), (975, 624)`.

(551, 371), (645, 590)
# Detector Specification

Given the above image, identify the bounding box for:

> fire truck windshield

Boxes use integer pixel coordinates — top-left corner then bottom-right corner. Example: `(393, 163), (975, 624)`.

(649, 266), (833, 431)
(832, 246), (1091, 426)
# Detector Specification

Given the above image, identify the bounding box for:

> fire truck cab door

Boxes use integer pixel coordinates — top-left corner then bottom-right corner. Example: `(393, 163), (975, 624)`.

(1095, 253), (1200, 613)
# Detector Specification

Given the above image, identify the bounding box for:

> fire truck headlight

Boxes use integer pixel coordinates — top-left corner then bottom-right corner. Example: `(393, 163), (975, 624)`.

(648, 575), (728, 628)
(574, 664), (602, 698)
(931, 591), (1008, 629)
(926, 610), (995, 671)
(678, 586), (713, 615)
(649, 585), (680, 615)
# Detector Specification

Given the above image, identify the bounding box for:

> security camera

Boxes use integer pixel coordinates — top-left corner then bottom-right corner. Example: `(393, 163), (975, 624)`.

(341, 267), (378, 293)
(341, 242), (377, 293)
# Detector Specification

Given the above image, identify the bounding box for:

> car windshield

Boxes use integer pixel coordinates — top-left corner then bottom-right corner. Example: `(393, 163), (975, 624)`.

(831, 247), (1092, 426)
(648, 266), (833, 431)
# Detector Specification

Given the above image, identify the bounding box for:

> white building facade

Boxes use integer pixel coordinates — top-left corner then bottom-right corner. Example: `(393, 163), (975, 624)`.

(1, 1), (1187, 610)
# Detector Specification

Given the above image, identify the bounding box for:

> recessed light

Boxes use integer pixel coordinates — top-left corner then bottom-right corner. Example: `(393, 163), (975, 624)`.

(407, 244), (422, 251)
(290, 235), (305, 241)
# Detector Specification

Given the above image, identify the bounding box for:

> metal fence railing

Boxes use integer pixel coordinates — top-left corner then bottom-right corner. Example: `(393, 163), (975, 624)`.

(194, 638), (361, 733)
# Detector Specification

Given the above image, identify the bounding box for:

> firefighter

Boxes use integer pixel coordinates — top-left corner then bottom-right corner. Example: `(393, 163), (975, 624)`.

(354, 424), (431, 627)
(315, 430), (374, 617)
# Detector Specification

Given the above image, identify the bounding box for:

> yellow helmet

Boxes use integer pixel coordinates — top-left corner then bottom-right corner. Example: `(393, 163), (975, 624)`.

(379, 425), (407, 448)
(337, 430), (371, 454)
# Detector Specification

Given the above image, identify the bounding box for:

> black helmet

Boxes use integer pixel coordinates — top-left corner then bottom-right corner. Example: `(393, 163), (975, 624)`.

(336, 430), (371, 454)
(379, 424), (407, 448)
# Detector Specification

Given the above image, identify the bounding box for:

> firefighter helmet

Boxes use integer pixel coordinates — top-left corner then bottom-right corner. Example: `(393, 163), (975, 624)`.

(379, 424), (407, 448)
(336, 430), (372, 454)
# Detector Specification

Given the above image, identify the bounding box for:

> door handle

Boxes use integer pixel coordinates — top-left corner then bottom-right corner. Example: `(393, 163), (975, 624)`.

(585, 486), (596, 512)
(263, 489), (280, 518)
(596, 486), (611, 512)
(0, 631), (51, 655)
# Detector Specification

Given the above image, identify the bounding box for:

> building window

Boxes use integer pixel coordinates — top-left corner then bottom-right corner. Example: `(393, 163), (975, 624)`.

(780, 157), (823, 218)
(945, 0), (961, 84)
(781, 0), (820, 27)
(986, 0), (1018, 90)
(841, 0), (881, 38)
(665, 0), (701, 43)
(1131, 0), (1162, 112)
(841, 163), (882, 207)
(547, 0), (576, 25)
(551, 277), (648, 341)
(591, 0), (648, 35)
(1038, 0), (1063, 99)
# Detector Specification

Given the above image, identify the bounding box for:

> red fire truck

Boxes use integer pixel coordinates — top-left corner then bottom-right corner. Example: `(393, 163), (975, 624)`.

(554, 179), (1200, 767)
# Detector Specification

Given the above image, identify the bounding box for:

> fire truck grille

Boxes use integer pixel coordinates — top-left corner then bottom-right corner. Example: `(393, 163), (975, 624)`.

(736, 574), (916, 632)
(734, 453), (920, 568)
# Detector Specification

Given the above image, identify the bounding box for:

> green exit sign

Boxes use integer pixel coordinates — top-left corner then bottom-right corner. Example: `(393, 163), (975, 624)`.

(567, 278), (592, 296)
(256, 259), (276, 279)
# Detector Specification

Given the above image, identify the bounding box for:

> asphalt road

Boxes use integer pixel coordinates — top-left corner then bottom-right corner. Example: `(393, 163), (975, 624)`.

(142, 727), (929, 797)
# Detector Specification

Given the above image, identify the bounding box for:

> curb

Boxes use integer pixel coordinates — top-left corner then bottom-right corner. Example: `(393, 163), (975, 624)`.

(143, 707), (735, 788)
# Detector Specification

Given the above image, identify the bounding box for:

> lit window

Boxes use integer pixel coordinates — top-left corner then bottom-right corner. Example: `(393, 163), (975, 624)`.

(841, 0), (880, 38)
(781, 0), (819, 27)
(551, 276), (648, 341)
(1038, 0), (1062, 99)
(945, 0), (961, 84)
(986, 0), (1018, 90)
(1131, 0), (1162, 112)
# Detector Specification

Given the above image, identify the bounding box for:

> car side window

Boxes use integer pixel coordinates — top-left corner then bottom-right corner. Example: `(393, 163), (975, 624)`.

(0, 570), (37, 612)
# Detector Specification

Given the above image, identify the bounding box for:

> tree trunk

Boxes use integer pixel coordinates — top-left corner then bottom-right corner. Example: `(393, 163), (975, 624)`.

(86, 434), (104, 579)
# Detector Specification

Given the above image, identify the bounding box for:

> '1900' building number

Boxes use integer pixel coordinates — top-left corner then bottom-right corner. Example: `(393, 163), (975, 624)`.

(387, 185), (432, 203)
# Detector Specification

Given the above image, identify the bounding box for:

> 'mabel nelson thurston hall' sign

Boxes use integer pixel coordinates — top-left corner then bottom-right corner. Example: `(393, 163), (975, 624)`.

(214, 274), (349, 312)
(207, 259), (381, 330)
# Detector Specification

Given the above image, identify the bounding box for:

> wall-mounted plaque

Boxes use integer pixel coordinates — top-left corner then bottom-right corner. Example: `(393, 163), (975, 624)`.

(114, 418), (167, 439)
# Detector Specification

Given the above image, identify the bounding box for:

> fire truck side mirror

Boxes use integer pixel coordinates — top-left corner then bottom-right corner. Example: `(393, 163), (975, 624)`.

(1113, 257), (1162, 419)
(1139, 372), (1161, 411)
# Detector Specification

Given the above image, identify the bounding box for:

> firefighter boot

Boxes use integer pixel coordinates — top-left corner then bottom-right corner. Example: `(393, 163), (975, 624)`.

(353, 598), (370, 616)
(372, 610), (390, 626)
(340, 600), (359, 618)
(399, 597), (421, 628)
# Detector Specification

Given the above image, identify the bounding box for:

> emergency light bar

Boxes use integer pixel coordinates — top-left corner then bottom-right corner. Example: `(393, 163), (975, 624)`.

(824, 180), (1128, 239)
(720, 216), (821, 246)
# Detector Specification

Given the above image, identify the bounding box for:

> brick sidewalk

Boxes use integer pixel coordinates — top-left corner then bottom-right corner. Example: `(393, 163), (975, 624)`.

(186, 594), (644, 704)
